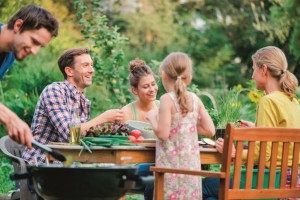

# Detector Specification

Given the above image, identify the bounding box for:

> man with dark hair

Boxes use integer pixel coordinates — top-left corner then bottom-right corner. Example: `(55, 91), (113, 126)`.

(0, 4), (59, 148)
(22, 48), (124, 164)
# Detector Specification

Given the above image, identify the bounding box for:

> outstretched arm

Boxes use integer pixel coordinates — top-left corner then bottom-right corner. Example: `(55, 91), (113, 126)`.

(0, 103), (33, 149)
(197, 98), (215, 136)
(146, 94), (172, 141)
(81, 109), (124, 136)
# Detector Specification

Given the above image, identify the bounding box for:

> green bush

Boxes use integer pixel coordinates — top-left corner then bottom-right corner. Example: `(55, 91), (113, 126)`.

(1, 47), (62, 125)
(75, 0), (131, 111)
(0, 153), (14, 194)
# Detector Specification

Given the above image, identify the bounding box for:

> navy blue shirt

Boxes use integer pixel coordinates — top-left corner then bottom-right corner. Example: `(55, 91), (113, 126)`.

(0, 22), (15, 80)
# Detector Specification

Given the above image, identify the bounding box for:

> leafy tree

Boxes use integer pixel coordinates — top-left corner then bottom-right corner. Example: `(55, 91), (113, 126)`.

(196, 0), (300, 82)
(74, 0), (132, 115)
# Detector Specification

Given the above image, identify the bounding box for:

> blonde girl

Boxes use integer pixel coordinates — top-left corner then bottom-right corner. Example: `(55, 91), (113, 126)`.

(147, 52), (215, 199)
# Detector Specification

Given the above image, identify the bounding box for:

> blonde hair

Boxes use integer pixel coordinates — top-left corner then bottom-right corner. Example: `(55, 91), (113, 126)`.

(160, 52), (192, 113)
(252, 46), (298, 99)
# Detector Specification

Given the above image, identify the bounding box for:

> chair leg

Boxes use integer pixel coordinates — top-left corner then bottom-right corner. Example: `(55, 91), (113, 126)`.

(154, 172), (164, 200)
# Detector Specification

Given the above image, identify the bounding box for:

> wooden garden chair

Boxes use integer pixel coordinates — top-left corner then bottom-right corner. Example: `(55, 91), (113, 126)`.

(0, 136), (38, 200)
(151, 123), (300, 199)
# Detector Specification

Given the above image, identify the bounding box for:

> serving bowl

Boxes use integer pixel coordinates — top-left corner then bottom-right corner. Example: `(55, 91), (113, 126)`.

(126, 120), (157, 139)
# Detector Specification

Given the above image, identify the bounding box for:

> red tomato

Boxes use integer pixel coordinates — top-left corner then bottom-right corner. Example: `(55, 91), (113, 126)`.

(130, 129), (142, 139)
(128, 135), (137, 143)
(136, 136), (144, 143)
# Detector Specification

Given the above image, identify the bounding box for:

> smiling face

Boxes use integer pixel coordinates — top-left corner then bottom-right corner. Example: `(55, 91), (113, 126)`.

(68, 54), (94, 91)
(132, 74), (158, 102)
(12, 23), (52, 61)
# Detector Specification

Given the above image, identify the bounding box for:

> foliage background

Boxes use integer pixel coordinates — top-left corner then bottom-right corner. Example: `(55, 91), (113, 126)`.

(1, 0), (300, 195)
(1, 0), (300, 123)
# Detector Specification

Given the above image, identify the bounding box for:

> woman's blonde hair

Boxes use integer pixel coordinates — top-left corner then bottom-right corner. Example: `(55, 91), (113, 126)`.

(160, 52), (192, 113)
(252, 46), (298, 99)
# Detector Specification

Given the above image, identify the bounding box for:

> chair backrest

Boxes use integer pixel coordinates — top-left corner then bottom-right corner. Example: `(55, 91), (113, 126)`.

(220, 123), (300, 199)
(0, 136), (26, 189)
(0, 136), (38, 200)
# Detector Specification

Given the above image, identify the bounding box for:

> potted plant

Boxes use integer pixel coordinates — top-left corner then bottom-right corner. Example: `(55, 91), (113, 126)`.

(201, 83), (262, 139)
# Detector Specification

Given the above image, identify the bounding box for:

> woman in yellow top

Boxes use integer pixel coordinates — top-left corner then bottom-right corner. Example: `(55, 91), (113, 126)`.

(203, 46), (300, 200)
(121, 58), (159, 123)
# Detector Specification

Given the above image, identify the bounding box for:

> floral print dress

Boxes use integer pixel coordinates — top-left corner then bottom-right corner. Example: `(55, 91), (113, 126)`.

(156, 92), (202, 200)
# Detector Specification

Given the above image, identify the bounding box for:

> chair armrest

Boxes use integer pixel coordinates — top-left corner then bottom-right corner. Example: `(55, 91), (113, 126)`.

(150, 167), (225, 179)
(0, 136), (26, 166)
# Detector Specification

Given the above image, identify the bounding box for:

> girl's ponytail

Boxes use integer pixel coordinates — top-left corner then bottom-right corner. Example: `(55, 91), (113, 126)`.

(160, 52), (193, 114)
(175, 76), (189, 113)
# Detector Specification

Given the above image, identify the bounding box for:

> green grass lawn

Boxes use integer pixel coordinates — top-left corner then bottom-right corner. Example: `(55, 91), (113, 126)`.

(0, 153), (15, 194)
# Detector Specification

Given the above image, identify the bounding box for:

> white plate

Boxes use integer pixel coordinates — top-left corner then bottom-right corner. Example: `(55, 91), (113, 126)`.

(198, 141), (206, 145)
(203, 138), (216, 146)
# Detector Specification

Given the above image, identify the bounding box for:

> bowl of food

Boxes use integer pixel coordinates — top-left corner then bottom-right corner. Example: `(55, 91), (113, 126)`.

(126, 120), (157, 139)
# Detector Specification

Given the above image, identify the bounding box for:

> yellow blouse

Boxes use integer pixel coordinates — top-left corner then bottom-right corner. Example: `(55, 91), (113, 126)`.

(253, 91), (300, 168)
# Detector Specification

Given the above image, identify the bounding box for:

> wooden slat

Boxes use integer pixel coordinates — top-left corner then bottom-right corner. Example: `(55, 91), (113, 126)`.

(148, 124), (300, 200)
(228, 188), (300, 199)
(291, 143), (300, 189)
(269, 142), (278, 188)
(257, 141), (267, 189)
(150, 167), (225, 178)
(245, 141), (255, 189)
(233, 141), (244, 189)
(279, 142), (290, 188)
(221, 124), (235, 200)
(154, 172), (164, 200)
(234, 129), (300, 142)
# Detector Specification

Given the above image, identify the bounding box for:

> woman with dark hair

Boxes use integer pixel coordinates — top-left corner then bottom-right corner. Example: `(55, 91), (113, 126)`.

(121, 58), (159, 123)
(120, 58), (159, 200)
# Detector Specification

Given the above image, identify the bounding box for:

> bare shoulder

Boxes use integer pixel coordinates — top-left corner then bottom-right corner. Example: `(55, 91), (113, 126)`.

(160, 93), (173, 103)
(186, 91), (201, 103)
(121, 103), (133, 122)
(187, 91), (205, 112)
(159, 94), (174, 108)
(121, 103), (131, 112)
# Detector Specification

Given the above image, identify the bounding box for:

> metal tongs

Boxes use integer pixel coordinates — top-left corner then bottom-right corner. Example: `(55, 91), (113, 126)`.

(32, 140), (66, 162)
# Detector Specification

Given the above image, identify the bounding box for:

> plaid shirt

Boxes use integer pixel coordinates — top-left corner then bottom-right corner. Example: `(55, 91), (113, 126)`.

(22, 80), (90, 164)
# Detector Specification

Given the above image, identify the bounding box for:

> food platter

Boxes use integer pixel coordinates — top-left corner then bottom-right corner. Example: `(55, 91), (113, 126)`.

(198, 141), (206, 145)
(126, 120), (157, 139)
(202, 138), (216, 146)
(198, 138), (216, 148)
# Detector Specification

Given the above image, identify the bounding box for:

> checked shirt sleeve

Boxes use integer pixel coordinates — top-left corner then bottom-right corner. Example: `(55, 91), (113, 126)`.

(41, 84), (71, 142)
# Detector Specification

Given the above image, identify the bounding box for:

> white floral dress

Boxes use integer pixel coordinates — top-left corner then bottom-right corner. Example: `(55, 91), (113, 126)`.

(156, 92), (202, 200)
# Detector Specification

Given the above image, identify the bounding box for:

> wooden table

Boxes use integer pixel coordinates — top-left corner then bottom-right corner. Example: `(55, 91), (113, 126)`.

(46, 144), (222, 165)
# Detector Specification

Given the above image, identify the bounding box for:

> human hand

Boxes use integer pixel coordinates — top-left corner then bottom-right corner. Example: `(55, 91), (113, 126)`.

(216, 138), (224, 153)
(216, 138), (236, 158)
(4, 110), (33, 149)
(238, 120), (255, 128)
(102, 109), (124, 122)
